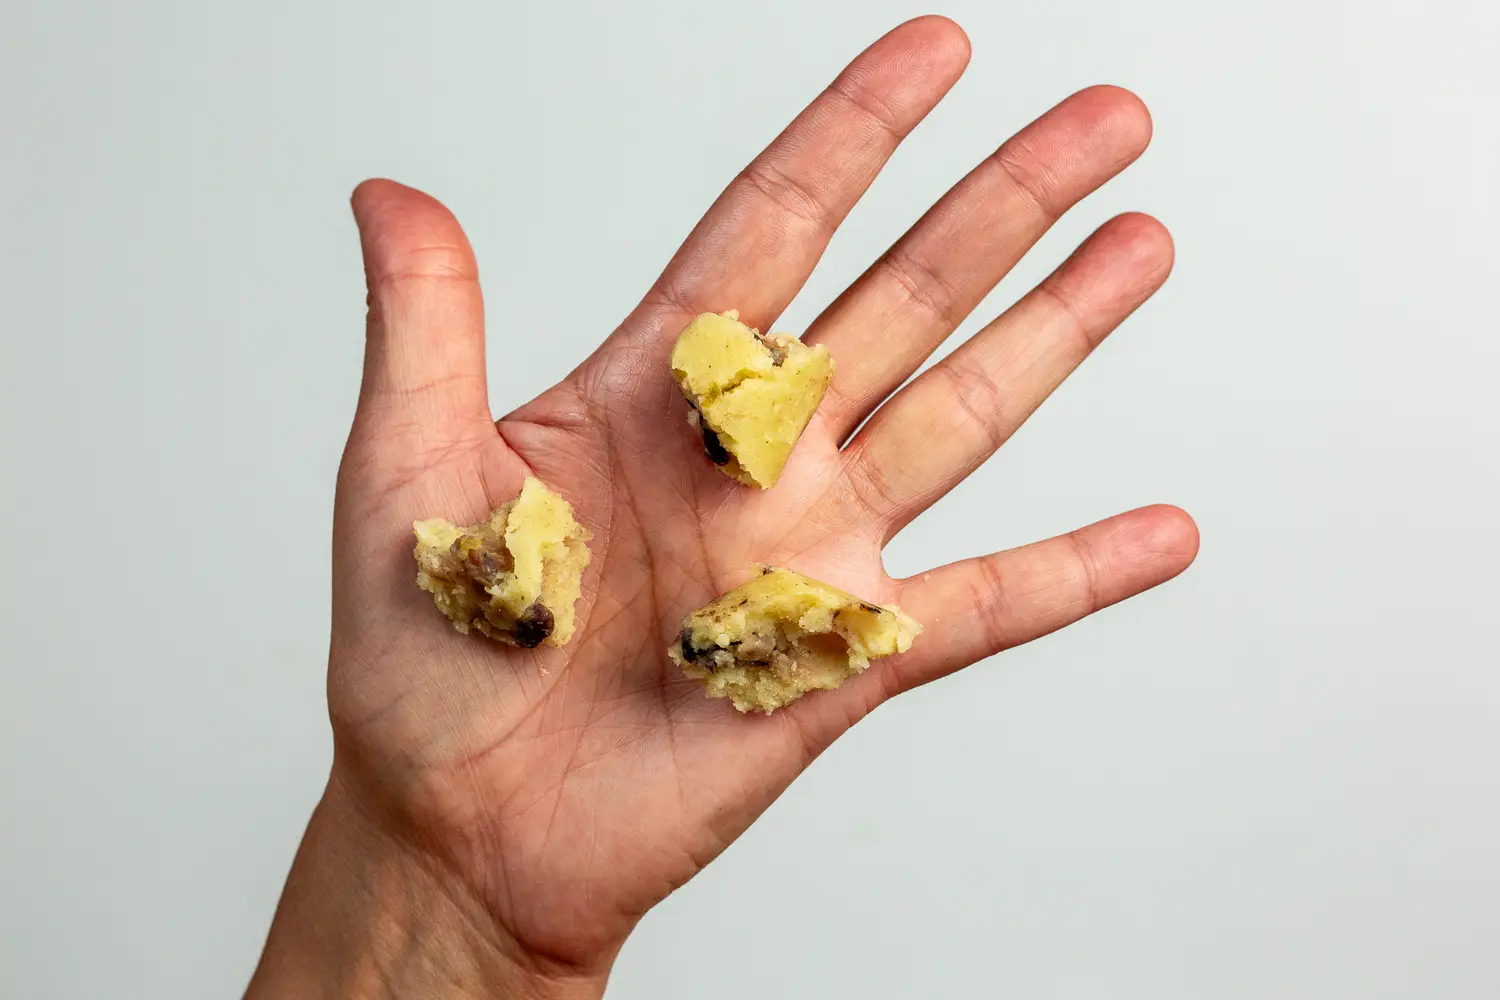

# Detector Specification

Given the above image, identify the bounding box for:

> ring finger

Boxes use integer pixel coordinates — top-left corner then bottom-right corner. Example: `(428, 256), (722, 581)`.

(840, 211), (1175, 538)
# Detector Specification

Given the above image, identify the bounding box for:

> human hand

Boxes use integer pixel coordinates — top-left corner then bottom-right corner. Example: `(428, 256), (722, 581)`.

(247, 16), (1197, 999)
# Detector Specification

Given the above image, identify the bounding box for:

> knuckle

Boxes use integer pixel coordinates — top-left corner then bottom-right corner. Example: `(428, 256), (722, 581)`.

(931, 358), (1008, 454)
(1062, 531), (1104, 614)
(990, 138), (1062, 220)
(827, 75), (906, 140)
(1031, 279), (1098, 356)
(843, 443), (907, 525)
(371, 242), (479, 291)
(740, 158), (830, 230)
(879, 247), (963, 327)
(968, 556), (1021, 653)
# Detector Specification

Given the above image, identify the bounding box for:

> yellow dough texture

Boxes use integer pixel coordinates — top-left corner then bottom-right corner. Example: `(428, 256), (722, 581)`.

(669, 310), (833, 488)
(668, 567), (921, 713)
(413, 478), (591, 647)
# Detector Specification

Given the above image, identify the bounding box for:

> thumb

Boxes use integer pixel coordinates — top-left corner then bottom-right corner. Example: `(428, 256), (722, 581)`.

(350, 178), (489, 431)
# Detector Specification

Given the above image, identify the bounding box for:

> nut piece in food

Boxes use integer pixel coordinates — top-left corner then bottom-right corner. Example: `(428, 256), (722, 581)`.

(669, 310), (833, 488)
(413, 478), (591, 647)
(668, 567), (921, 713)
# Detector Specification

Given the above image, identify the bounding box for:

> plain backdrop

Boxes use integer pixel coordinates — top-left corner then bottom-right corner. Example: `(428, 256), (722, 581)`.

(2, 1), (1497, 997)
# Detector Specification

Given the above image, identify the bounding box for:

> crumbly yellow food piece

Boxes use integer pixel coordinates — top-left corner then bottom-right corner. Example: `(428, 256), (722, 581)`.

(668, 567), (921, 713)
(669, 310), (833, 488)
(413, 478), (591, 647)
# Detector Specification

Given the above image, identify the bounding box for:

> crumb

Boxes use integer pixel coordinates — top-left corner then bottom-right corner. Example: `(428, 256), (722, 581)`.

(670, 310), (833, 488)
(413, 478), (591, 647)
(668, 566), (921, 713)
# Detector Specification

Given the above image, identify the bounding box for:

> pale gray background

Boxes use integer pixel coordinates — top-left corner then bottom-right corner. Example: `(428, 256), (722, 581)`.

(2, 0), (1496, 997)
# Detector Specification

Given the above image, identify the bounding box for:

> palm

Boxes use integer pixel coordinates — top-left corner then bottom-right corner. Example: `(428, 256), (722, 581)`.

(327, 16), (1198, 972)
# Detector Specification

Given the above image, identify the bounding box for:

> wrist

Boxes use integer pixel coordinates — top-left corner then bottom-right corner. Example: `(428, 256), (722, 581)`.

(245, 768), (608, 1000)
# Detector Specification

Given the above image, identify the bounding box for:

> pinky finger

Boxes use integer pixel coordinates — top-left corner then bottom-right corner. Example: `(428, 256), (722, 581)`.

(886, 505), (1199, 694)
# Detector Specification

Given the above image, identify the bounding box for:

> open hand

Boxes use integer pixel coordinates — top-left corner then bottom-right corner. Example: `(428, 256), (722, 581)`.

(249, 16), (1198, 999)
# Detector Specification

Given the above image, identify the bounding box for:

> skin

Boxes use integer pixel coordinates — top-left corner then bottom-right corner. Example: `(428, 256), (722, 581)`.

(245, 16), (1199, 1000)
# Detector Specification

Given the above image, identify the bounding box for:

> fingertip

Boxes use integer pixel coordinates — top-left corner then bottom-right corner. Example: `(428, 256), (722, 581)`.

(350, 176), (395, 211)
(1104, 211), (1176, 280)
(1041, 211), (1175, 326)
(1066, 84), (1154, 159)
(1088, 84), (1153, 145)
(348, 179), (477, 286)
(351, 177), (417, 228)
(899, 14), (973, 68)
(1134, 503), (1201, 572)
(863, 14), (970, 95)
(350, 177), (460, 227)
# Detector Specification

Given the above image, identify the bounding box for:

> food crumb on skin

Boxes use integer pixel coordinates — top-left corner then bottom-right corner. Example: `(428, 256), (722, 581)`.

(412, 477), (591, 647)
(669, 310), (833, 488)
(669, 566), (921, 713)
